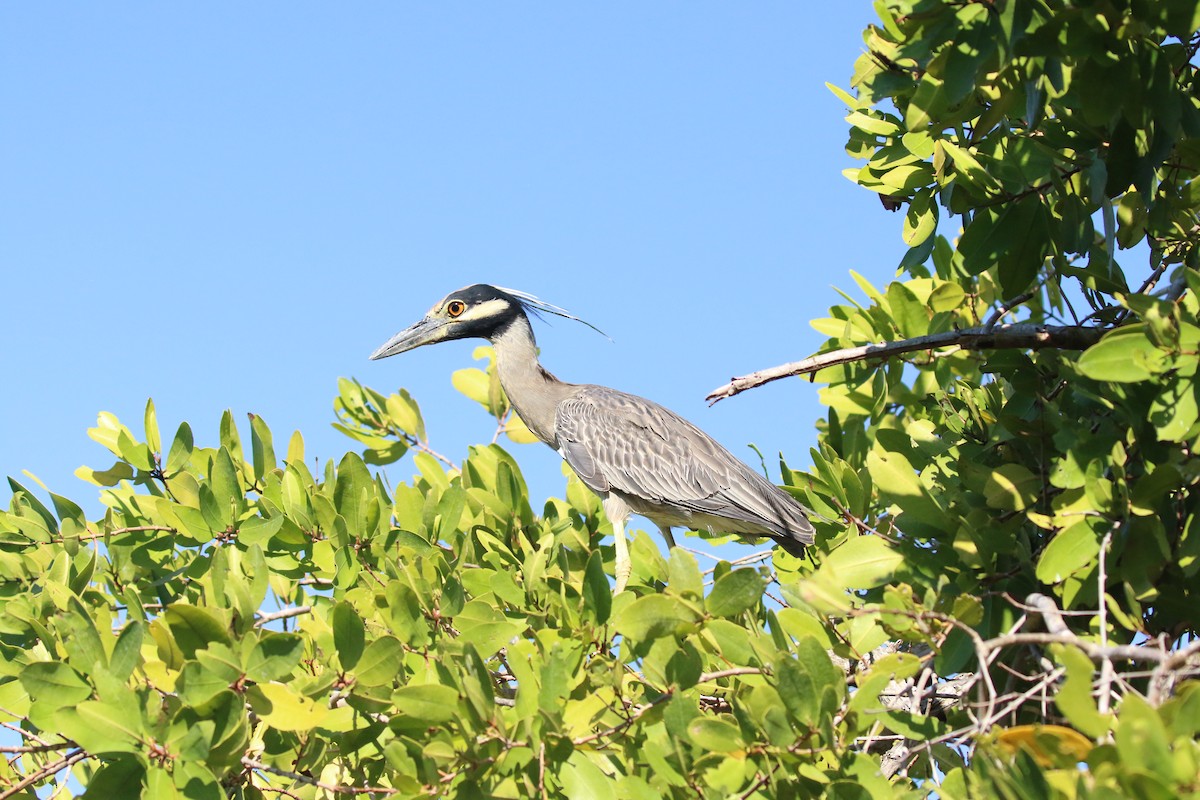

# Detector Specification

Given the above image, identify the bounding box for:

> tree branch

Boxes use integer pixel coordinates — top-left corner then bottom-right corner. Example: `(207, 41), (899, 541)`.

(254, 606), (313, 628)
(242, 757), (397, 796)
(706, 324), (1108, 404)
(0, 749), (87, 800)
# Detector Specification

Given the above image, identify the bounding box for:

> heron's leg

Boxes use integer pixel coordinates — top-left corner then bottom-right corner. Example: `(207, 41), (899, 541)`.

(612, 524), (631, 593)
(658, 525), (677, 550)
(602, 495), (632, 593)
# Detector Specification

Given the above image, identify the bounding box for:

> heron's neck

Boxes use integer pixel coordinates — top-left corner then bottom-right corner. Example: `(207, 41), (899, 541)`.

(490, 314), (573, 446)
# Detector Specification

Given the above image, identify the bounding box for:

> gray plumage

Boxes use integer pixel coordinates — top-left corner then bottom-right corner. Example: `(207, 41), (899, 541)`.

(370, 284), (814, 591)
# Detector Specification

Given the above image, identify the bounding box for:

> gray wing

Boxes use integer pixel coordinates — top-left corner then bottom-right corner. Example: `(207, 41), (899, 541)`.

(555, 386), (814, 548)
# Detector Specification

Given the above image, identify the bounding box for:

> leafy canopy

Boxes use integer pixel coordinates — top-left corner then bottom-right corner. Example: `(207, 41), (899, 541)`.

(3, 1), (1200, 798)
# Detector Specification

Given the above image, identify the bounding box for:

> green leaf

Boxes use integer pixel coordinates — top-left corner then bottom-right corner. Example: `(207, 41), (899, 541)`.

(705, 569), (765, 617)
(218, 409), (243, 464)
(165, 422), (194, 474)
(875, 163), (935, 193)
(451, 367), (491, 409)
(846, 110), (901, 136)
(179, 661), (234, 708)
(614, 594), (701, 643)
(882, 709), (950, 740)
(561, 753), (618, 800)
(983, 464), (1039, 511)
(818, 535), (903, 589)
(385, 389), (426, 441)
(249, 414), (276, 482)
(703, 618), (755, 665)
(180, 691), (248, 771)
(75, 460), (136, 487)
(117, 428), (155, 471)
(388, 582), (433, 648)
(332, 601), (366, 670)
(144, 398), (162, 455)
(687, 717), (746, 753)
(582, 550), (612, 625)
(960, 198), (1049, 296)
(1052, 645), (1110, 738)
(1076, 327), (1167, 382)
(237, 514), (283, 546)
(245, 633), (304, 682)
(209, 446), (241, 515)
(774, 636), (843, 728)
(938, 140), (1000, 192)
(110, 621), (144, 682)
(6, 478), (57, 534)
(354, 636), (404, 687)
(62, 597), (107, 672)
(247, 682), (328, 732)
(20, 662), (92, 709)
(165, 605), (231, 659)
(460, 642), (495, 719)
(364, 440), (409, 465)
(928, 282), (965, 312)
(55, 699), (144, 756)
(666, 548), (704, 599)
(1115, 693), (1174, 779)
(865, 446), (949, 538)
(1036, 522), (1100, 584)
(286, 430), (305, 464)
(333, 452), (373, 537)
(82, 757), (145, 799)
(49, 491), (86, 528)
(902, 188), (938, 247)
(826, 81), (862, 110)
(391, 684), (460, 725)
(1150, 376), (1199, 441)
(886, 281), (928, 338)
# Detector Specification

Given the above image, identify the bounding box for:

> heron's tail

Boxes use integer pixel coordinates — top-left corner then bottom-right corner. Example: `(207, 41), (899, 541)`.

(770, 492), (815, 556)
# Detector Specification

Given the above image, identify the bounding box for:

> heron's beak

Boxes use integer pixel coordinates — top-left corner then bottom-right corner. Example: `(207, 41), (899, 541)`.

(369, 316), (450, 360)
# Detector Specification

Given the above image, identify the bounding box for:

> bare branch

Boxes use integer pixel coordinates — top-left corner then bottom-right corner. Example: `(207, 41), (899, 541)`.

(254, 606), (313, 628)
(983, 290), (1040, 329)
(0, 749), (87, 800)
(706, 324), (1108, 404)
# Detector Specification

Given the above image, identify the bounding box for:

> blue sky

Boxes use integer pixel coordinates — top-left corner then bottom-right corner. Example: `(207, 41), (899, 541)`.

(2, 5), (906, 535)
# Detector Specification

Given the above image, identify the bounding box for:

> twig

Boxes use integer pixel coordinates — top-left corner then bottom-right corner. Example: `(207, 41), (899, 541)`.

(394, 429), (457, 471)
(0, 749), (87, 800)
(241, 757), (397, 796)
(696, 667), (764, 683)
(572, 696), (668, 746)
(700, 549), (773, 576)
(984, 290), (1040, 329)
(0, 742), (73, 755)
(254, 606), (313, 628)
(0, 720), (54, 748)
(59, 524), (177, 543)
(1162, 638), (1200, 671)
(572, 668), (761, 746)
(1024, 593), (1070, 635)
(538, 742), (547, 800)
(1097, 528), (1115, 714)
(706, 324), (1108, 404)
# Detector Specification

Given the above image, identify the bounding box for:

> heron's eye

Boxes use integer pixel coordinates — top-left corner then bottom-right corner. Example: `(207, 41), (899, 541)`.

(446, 300), (467, 318)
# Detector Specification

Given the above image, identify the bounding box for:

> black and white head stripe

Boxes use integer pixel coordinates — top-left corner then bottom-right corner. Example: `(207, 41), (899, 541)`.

(495, 286), (610, 340)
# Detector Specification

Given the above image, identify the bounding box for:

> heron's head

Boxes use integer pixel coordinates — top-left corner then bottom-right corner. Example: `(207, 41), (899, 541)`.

(370, 284), (604, 361)
(369, 284), (522, 360)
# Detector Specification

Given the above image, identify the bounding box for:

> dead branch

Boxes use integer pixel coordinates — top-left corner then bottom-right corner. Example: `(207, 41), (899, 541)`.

(706, 324), (1108, 404)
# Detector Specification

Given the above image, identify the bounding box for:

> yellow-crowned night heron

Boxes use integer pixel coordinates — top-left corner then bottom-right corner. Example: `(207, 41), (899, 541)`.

(370, 284), (814, 591)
